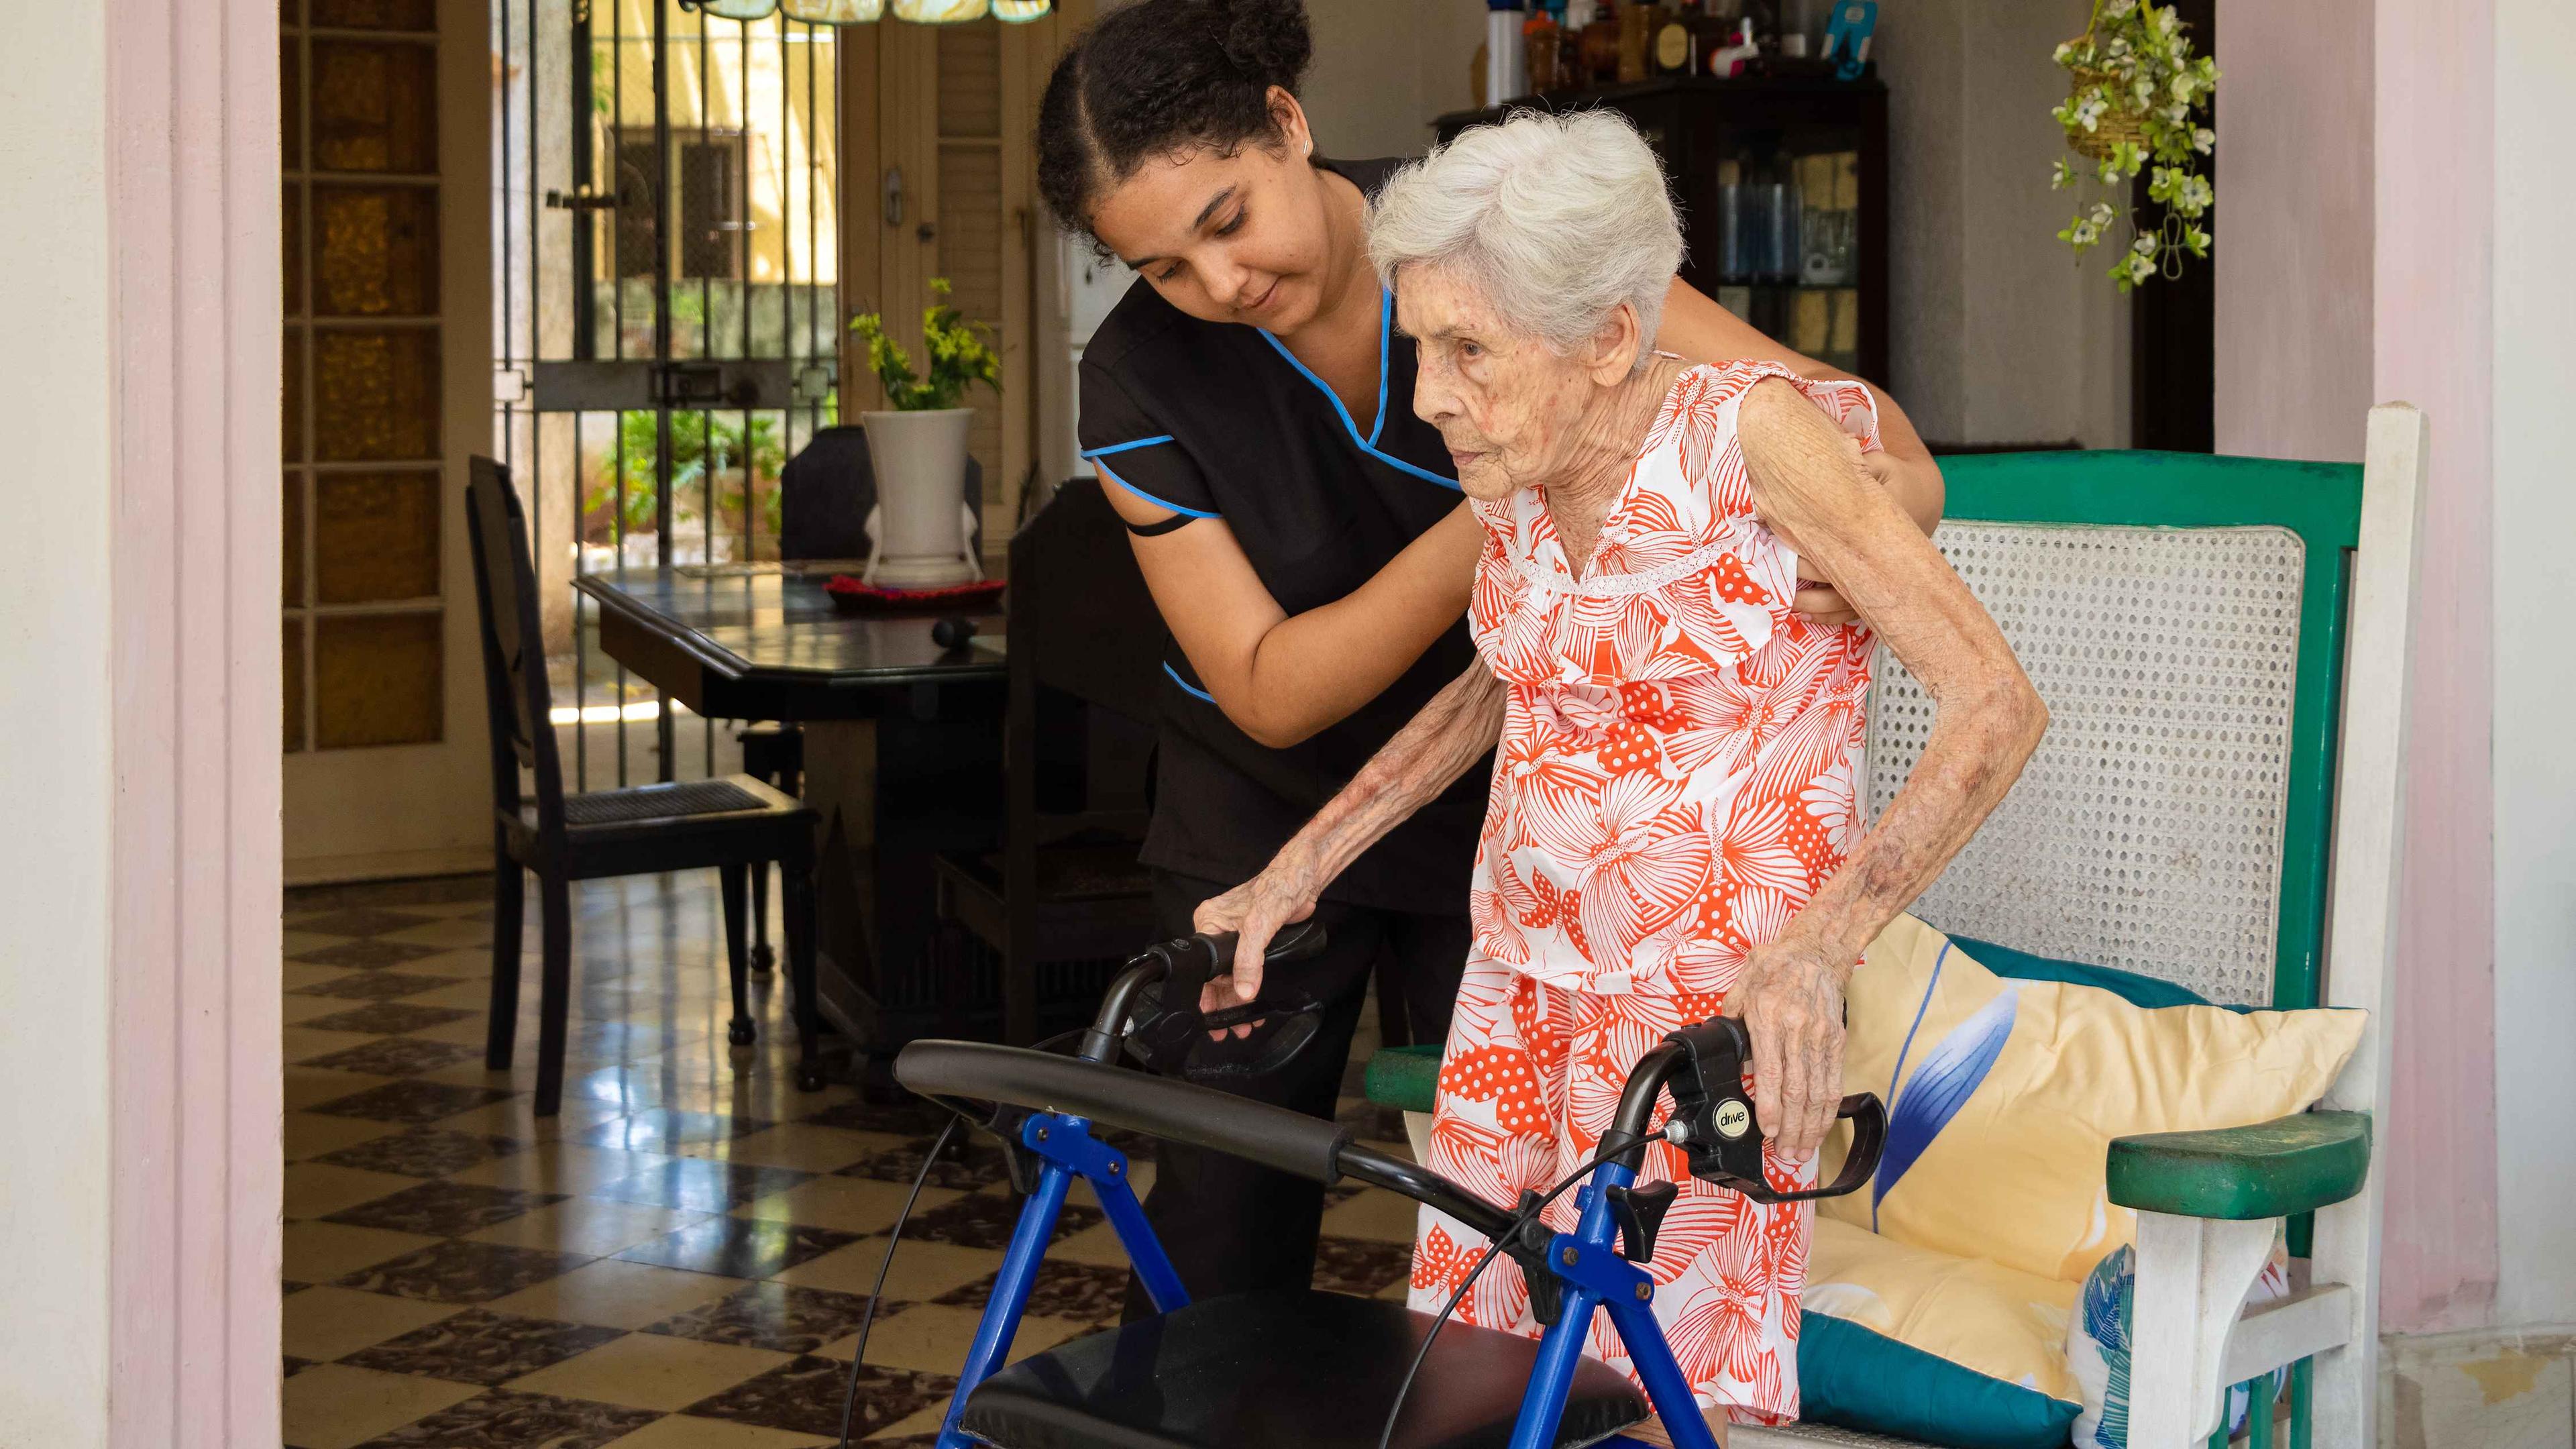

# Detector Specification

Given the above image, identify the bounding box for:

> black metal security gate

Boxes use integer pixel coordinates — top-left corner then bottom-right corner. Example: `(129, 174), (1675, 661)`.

(494, 0), (841, 788)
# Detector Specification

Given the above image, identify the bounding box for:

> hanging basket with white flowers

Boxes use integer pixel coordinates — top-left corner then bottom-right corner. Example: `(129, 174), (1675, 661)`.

(2051, 0), (2217, 292)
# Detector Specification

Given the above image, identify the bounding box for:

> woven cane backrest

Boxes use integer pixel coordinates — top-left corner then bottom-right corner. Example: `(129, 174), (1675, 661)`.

(1860, 451), (2363, 1011)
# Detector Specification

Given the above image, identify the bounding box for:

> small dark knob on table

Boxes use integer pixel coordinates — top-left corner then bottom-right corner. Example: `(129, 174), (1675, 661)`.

(931, 616), (976, 651)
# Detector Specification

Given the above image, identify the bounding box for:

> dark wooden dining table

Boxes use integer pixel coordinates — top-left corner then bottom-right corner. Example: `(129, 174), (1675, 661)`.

(574, 564), (1007, 1064)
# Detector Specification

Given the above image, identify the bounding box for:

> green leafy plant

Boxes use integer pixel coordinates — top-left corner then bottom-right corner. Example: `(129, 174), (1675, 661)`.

(586, 410), (786, 543)
(847, 277), (1001, 411)
(2051, 0), (2217, 292)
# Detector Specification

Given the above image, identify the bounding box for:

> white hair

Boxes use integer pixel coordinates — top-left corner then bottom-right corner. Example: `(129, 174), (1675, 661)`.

(1367, 109), (1682, 368)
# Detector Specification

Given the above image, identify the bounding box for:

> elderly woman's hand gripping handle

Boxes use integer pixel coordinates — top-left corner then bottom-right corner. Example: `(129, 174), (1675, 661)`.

(1193, 661), (1507, 1022)
(1731, 379), (2051, 1162)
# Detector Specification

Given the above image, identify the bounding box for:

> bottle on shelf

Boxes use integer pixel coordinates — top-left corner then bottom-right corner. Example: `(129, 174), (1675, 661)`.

(1617, 0), (1654, 83)
(1523, 1), (1563, 98)
(1654, 1), (1695, 76)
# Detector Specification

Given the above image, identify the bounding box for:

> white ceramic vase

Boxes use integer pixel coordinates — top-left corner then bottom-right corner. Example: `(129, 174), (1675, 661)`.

(858, 407), (980, 588)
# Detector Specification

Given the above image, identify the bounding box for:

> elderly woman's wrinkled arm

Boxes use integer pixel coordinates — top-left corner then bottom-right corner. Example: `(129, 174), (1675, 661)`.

(1190, 661), (1506, 1010)
(1731, 378), (2049, 1162)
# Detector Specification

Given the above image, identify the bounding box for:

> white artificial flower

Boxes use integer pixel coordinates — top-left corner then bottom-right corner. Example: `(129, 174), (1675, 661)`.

(2090, 201), (2117, 226)
(2071, 219), (2100, 248)
(2131, 233), (2158, 257)
(2193, 127), (2215, 152)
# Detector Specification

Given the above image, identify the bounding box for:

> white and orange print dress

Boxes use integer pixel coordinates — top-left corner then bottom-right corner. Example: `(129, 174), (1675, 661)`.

(1406, 361), (1882, 1424)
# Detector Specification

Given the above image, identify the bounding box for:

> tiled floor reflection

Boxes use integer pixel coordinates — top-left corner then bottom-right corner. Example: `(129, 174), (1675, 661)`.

(280, 871), (1421, 1448)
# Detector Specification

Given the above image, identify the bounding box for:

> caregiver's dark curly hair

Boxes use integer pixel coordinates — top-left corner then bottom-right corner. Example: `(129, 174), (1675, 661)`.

(1035, 0), (1313, 240)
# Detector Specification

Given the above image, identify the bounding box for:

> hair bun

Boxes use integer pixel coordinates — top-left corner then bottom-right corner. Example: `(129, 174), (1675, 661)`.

(1214, 0), (1311, 91)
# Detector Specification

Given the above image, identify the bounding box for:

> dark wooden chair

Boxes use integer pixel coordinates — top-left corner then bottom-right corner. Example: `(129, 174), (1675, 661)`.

(735, 722), (802, 973)
(466, 456), (826, 1116)
(932, 480), (1162, 1046)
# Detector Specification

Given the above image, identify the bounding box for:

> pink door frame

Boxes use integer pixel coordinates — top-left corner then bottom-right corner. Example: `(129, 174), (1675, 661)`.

(106, 0), (286, 1442)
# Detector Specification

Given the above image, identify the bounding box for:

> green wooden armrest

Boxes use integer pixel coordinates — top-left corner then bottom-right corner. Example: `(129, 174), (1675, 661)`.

(2106, 1110), (2371, 1220)
(1364, 1044), (1442, 1115)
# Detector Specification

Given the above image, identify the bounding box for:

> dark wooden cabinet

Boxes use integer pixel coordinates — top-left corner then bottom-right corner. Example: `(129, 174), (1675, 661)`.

(1434, 74), (1890, 386)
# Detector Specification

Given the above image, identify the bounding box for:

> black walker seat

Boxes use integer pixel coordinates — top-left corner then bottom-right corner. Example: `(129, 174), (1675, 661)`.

(959, 1289), (1647, 1449)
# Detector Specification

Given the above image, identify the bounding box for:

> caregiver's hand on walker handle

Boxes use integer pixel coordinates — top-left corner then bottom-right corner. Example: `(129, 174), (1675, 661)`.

(1726, 931), (1854, 1163)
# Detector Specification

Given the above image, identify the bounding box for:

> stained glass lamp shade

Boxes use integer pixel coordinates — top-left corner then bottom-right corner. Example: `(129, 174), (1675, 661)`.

(992, 0), (1052, 18)
(890, 0), (988, 19)
(784, 0), (885, 18)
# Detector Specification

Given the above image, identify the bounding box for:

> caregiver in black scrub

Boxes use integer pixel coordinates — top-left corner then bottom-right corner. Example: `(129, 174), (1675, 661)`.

(1034, 0), (1945, 1314)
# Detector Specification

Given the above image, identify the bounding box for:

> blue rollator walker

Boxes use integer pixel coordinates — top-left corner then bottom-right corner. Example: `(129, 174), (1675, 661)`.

(888, 924), (1889, 1449)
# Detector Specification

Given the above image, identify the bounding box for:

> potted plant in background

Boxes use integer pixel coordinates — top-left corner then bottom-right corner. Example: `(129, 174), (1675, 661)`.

(2050, 0), (2217, 292)
(848, 278), (1000, 587)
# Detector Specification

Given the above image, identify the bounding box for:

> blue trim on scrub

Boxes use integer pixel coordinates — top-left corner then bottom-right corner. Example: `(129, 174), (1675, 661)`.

(1079, 434), (1176, 459)
(1091, 461), (1219, 519)
(1258, 291), (1462, 492)
(1161, 661), (1217, 703)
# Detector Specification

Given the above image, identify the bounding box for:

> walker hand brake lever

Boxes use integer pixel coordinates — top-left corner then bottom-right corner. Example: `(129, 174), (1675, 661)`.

(1661, 1017), (1886, 1205)
(1121, 920), (1330, 1079)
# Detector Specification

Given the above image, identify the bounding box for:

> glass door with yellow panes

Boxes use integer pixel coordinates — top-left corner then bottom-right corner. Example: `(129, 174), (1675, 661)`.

(282, 0), (495, 882)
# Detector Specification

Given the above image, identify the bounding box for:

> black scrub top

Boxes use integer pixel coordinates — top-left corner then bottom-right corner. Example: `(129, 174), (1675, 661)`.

(1077, 156), (1487, 916)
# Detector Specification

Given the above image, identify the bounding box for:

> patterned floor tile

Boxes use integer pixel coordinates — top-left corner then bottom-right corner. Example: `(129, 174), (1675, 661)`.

(575, 1109), (773, 1154)
(289, 908), (445, 938)
(616, 1217), (861, 1279)
(1310, 1235), (1414, 1297)
(291, 970), (454, 1003)
(313, 1128), (527, 1178)
(904, 1193), (1101, 1251)
(341, 1307), (628, 1386)
(279, 1285), (461, 1362)
(837, 1303), (1085, 1376)
(685, 1356), (953, 1440)
(446, 1143), (684, 1197)
(487, 1258), (750, 1332)
(334, 1239), (595, 1305)
(376, 916), (498, 951)
(292, 938), (449, 971)
(284, 1222), (446, 1283)
(641, 1281), (879, 1356)
(285, 1163), (429, 1220)
(932, 1260), (1131, 1327)
(287, 1028), (403, 1065)
(680, 1123), (892, 1173)
(286, 1112), (405, 1163)
(834, 1136), (1011, 1191)
(588, 1157), (814, 1213)
(301, 1036), (488, 1078)
(311, 1080), (519, 1124)
(284, 1354), (318, 1377)
(325, 1181), (564, 1236)
(301, 1002), (481, 1036)
(599, 1413), (839, 1448)
(283, 1364), (484, 1449)
(506, 1330), (794, 1413)
(788, 1095), (949, 1136)
(344, 1389), (661, 1448)
(468, 1199), (713, 1259)
(731, 1175), (963, 1237)
(775, 1238), (1002, 1304)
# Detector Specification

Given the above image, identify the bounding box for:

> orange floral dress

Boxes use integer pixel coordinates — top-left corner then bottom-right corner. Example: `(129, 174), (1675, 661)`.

(1406, 361), (1882, 1424)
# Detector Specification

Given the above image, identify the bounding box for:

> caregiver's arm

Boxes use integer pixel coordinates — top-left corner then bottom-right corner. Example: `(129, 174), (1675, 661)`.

(1733, 377), (2048, 1162)
(1659, 276), (1943, 543)
(1104, 470), (1481, 748)
(1191, 659), (1505, 1006)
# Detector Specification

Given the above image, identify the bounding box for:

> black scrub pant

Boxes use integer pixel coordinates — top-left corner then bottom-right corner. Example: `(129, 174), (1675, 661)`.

(1121, 869), (1471, 1320)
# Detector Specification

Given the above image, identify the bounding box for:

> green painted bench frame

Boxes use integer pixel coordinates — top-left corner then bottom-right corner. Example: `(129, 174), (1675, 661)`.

(1364, 409), (2429, 1449)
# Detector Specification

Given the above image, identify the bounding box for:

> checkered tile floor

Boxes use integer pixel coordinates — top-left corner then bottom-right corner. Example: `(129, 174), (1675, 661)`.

(281, 871), (1424, 1449)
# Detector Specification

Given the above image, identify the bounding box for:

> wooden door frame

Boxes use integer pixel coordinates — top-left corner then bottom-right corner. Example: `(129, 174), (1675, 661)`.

(105, 0), (286, 1442)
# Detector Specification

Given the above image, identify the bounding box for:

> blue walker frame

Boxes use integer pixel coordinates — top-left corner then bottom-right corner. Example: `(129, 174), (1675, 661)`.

(925, 1101), (1725, 1449)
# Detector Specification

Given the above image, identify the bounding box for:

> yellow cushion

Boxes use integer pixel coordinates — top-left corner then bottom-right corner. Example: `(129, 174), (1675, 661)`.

(1801, 1218), (2081, 1446)
(1821, 914), (2365, 1283)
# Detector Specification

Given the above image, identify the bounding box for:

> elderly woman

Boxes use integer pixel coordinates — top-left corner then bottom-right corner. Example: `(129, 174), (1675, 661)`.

(1197, 110), (2046, 1434)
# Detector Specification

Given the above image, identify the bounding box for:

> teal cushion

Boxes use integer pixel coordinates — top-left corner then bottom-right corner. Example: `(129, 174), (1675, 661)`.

(1945, 933), (2249, 1012)
(1801, 1312), (2082, 1449)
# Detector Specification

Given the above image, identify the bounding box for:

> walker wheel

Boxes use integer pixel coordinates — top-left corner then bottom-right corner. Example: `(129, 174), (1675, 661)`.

(728, 1018), (757, 1047)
